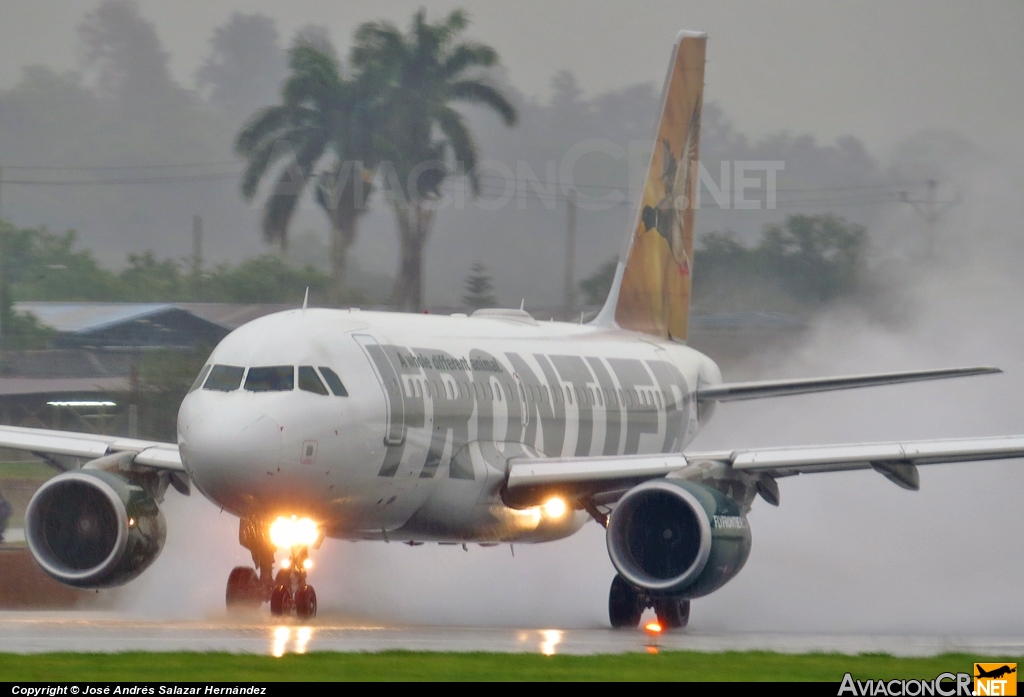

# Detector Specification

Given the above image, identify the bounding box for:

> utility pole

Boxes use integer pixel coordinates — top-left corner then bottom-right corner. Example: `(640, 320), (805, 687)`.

(0, 162), (4, 349)
(192, 215), (203, 299)
(899, 179), (959, 258)
(563, 191), (577, 321)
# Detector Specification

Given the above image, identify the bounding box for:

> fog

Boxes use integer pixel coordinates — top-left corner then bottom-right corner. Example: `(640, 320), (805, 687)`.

(1, 2), (1021, 307)
(3, 1), (1022, 632)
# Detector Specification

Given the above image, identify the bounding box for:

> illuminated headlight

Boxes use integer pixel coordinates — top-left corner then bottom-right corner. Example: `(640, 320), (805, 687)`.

(269, 516), (320, 549)
(542, 497), (568, 520)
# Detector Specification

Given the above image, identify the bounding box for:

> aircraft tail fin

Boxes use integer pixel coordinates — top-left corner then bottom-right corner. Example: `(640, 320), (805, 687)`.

(593, 31), (706, 340)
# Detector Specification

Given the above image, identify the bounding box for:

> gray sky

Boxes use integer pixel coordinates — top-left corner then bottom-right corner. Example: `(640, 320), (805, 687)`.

(1, 0), (1022, 160)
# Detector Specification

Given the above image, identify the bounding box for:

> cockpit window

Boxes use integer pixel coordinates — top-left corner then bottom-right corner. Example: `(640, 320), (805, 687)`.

(244, 366), (294, 392)
(204, 365), (244, 392)
(189, 364), (212, 393)
(318, 367), (348, 397)
(299, 366), (329, 395)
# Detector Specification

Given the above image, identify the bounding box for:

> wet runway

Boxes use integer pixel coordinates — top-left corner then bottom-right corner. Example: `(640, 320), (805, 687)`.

(1, 613), (1022, 656)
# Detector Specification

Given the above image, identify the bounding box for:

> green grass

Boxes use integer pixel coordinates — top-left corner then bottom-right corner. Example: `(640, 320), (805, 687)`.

(0, 460), (54, 481)
(0, 651), (1017, 681)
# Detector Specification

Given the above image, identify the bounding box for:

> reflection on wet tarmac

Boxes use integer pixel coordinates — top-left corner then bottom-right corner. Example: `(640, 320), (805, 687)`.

(270, 625), (315, 656)
(0, 613), (1021, 657)
(271, 626), (289, 658)
(539, 630), (562, 656)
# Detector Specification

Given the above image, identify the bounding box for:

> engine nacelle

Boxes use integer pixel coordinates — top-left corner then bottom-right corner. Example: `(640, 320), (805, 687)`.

(606, 479), (751, 599)
(25, 469), (166, 588)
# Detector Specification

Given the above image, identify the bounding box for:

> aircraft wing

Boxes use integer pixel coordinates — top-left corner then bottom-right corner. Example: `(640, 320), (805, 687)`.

(696, 366), (1000, 402)
(687, 435), (1024, 478)
(0, 424), (183, 472)
(504, 435), (1024, 507)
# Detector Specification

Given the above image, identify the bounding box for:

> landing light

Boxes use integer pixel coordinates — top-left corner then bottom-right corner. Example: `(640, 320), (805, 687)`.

(645, 621), (663, 635)
(269, 516), (320, 549)
(542, 497), (567, 519)
(47, 400), (117, 407)
(302, 559), (313, 570)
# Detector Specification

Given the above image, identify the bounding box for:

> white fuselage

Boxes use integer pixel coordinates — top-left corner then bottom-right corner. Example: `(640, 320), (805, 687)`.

(176, 308), (722, 544)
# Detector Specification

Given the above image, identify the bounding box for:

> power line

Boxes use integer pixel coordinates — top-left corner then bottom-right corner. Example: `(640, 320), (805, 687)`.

(445, 179), (904, 209)
(0, 171), (240, 186)
(474, 171), (926, 194)
(3, 160), (240, 171)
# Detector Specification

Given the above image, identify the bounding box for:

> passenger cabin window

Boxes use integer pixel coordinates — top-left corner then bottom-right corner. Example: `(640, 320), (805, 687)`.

(204, 365), (244, 392)
(190, 364), (212, 393)
(299, 366), (329, 395)
(245, 366), (294, 392)
(318, 367), (348, 396)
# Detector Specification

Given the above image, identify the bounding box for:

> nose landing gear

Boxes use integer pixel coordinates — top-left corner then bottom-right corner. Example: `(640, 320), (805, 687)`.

(270, 545), (317, 619)
(226, 517), (318, 619)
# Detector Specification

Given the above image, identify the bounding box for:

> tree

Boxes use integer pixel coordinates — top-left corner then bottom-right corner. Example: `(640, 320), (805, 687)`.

(197, 13), (286, 121)
(352, 9), (517, 311)
(579, 258), (618, 307)
(693, 214), (868, 312)
(235, 35), (379, 305)
(462, 262), (496, 309)
(78, 0), (192, 118)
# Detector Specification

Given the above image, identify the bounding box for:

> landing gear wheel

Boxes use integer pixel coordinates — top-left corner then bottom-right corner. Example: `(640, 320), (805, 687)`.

(226, 567), (261, 609)
(653, 597), (690, 630)
(270, 585), (293, 617)
(295, 586), (317, 620)
(608, 574), (643, 628)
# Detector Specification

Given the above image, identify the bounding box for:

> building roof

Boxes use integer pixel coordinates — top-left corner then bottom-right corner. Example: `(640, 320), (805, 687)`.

(13, 302), (235, 349)
(173, 303), (295, 330)
(689, 311), (808, 332)
(14, 303), (177, 334)
(14, 302), (295, 334)
(0, 377), (129, 397)
(0, 350), (131, 379)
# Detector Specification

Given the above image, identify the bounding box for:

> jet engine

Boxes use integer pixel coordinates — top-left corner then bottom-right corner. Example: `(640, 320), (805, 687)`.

(25, 469), (166, 588)
(606, 479), (751, 598)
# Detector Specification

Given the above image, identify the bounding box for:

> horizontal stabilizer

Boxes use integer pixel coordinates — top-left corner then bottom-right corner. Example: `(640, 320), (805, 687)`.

(696, 366), (1000, 403)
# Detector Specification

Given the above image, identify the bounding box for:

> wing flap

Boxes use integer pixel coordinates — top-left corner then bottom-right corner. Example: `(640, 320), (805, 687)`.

(696, 366), (1000, 403)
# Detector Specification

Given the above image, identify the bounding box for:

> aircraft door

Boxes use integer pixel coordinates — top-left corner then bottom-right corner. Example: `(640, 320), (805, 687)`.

(652, 346), (693, 450)
(353, 334), (406, 446)
(513, 372), (530, 428)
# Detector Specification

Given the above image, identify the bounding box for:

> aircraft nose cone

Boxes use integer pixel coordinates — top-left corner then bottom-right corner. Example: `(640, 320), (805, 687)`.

(180, 403), (282, 510)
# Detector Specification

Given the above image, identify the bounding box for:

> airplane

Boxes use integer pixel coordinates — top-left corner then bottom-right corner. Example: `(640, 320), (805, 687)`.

(976, 666), (1017, 680)
(5, 30), (1024, 628)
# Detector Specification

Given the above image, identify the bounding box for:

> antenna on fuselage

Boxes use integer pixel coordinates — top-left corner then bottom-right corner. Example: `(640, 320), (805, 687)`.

(519, 298), (525, 311)
(302, 287), (309, 311)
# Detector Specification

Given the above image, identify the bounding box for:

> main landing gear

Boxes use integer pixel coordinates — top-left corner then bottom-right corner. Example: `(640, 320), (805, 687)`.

(608, 574), (689, 630)
(225, 517), (318, 619)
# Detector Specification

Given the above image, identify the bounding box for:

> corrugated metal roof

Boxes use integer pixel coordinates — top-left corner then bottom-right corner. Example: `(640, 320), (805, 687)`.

(175, 303), (295, 329)
(14, 303), (175, 334)
(690, 311), (807, 331)
(0, 350), (131, 378)
(14, 302), (295, 333)
(0, 377), (129, 396)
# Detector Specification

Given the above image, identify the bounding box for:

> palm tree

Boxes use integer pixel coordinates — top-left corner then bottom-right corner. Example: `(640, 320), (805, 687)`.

(352, 9), (517, 311)
(235, 36), (378, 305)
